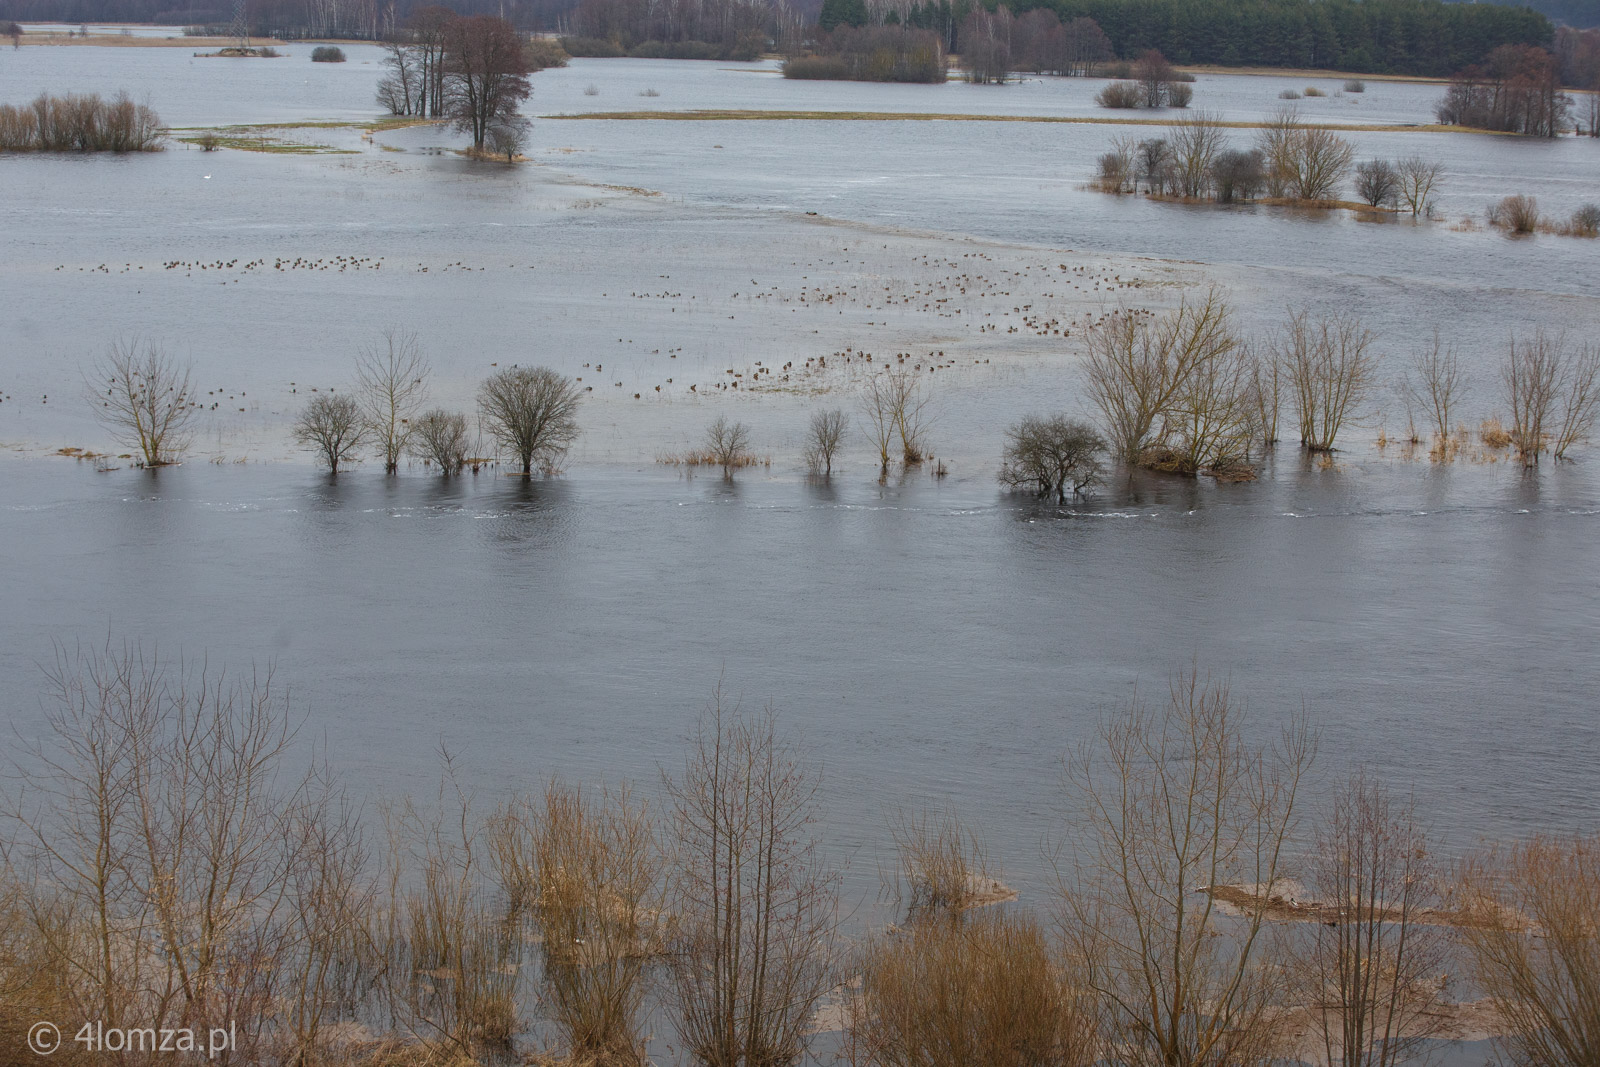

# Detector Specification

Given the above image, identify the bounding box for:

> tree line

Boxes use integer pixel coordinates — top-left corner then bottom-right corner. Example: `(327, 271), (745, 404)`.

(2, 646), (1596, 1067)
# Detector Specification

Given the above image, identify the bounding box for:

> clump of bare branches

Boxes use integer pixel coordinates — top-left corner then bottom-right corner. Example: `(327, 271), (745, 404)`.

(519, 782), (662, 1065)
(1502, 330), (1600, 464)
(86, 337), (195, 466)
(844, 910), (1095, 1067)
(1255, 107), (1354, 201)
(410, 409), (470, 474)
(886, 807), (1013, 919)
(1458, 833), (1600, 1067)
(998, 415), (1106, 501)
(1275, 309), (1378, 452)
(1057, 664), (1314, 1067)
(295, 392), (367, 473)
(356, 328), (430, 474)
(803, 408), (848, 476)
(1489, 194), (1541, 234)
(382, 762), (523, 1062)
(706, 415), (754, 476)
(0, 640), (371, 1066)
(1398, 330), (1468, 456)
(662, 685), (839, 1067)
(1083, 289), (1252, 475)
(1288, 772), (1451, 1067)
(1396, 156), (1443, 218)
(478, 366), (583, 475)
(861, 368), (933, 473)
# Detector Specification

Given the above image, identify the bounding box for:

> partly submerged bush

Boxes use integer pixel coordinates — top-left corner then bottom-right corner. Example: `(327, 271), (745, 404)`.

(1489, 194), (1540, 234)
(1344, 78), (1366, 92)
(310, 45), (345, 61)
(1567, 203), (1600, 237)
(1096, 80), (1143, 108)
(0, 92), (164, 153)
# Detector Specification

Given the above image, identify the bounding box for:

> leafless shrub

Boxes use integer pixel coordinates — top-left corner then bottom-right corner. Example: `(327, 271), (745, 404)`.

(383, 763), (522, 1062)
(1249, 343), (1282, 446)
(803, 408), (848, 476)
(1399, 330), (1468, 451)
(1303, 85), (1327, 97)
(1458, 833), (1600, 1067)
(705, 414), (753, 475)
(1292, 127), (1355, 200)
(1489, 194), (1541, 234)
(528, 782), (662, 1065)
(1354, 158), (1399, 208)
(1344, 78), (1366, 92)
(1567, 202), (1600, 237)
(410, 409), (470, 474)
(86, 336), (195, 466)
(1276, 309), (1378, 451)
(0, 641), (341, 1063)
(1396, 156), (1443, 218)
(886, 807), (999, 917)
(1082, 289), (1238, 468)
(0, 91), (164, 152)
(845, 911), (1095, 1067)
(1167, 112), (1225, 198)
(1058, 664), (1314, 1067)
(477, 366), (583, 475)
(1504, 331), (1600, 463)
(1280, 88), (1302, 100)
(357, 328), (430, 474)
(860, 368), (932, 470)
(1095, 80), (1143, 109)
(998, 415), (1107, 501)
(1095, 134), (1137, 192)
(1211, 148), (1265, 202)
(1256, 105), (1302, 198)
(662, 685), (839, 1067)
(1288, 772), (1451, 1067)
(295, 393), (368, 473)
(485, 116), (529, 161)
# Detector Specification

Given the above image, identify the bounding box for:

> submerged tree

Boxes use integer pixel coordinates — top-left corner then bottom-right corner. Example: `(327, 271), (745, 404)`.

(442, 15), (532, 151)
(803, 408), (848, 476)
(477, 366), (583, 475)
(87, 337), (196, 467)
(356, 328), (430, 474)
(662, 687), (838, 1067)
(998, 415), (1106, 501)
(295, 393), (367, 473)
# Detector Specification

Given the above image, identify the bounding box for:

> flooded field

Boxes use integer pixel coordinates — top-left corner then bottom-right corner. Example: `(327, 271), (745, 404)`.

(1, 40), (1598, 1064)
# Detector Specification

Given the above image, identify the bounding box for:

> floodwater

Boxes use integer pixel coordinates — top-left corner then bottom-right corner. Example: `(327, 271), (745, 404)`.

(1, 43), (1598, 1062)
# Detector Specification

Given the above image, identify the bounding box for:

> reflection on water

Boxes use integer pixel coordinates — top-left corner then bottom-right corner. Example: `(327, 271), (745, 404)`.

(2, 459), (1595, 903)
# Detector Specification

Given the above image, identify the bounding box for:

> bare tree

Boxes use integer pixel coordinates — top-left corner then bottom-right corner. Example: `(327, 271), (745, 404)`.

(1293, 127), (1356, 201)
(477, 366), (583, 475)
(1167, 113), (1225, 198)
(662, 685), (839, 1067)
(1458, 833), (1600, 1067)
(803, 408), (848, 476)
(1083, 289), (1235, 464)
(410, 409), (470, 474)
(1554, 341), (1600, 460)
(295, 393), (367, 474)
(442, 15), (532, 151)
(356, 328), (430, 474)
(705, 415), (753, 475)
(1400, 331), (1468, 449)
(485, 116), (529, 161)
(1249, 343), (1283, 446)
(1354, 159), (1399, 208)
(998, 415), (1106, 501)
(1395, 156), (1443, 218)
(860, 369), (932, 471)
(1162, 322), (1255, 474)
(1058, 665), (1314, 1067)
(1256, 105), (1302, 198)
(1291, 772), (1450, 1067)
(86, 337), (196, 467)
(1277, 310), (1378, 451)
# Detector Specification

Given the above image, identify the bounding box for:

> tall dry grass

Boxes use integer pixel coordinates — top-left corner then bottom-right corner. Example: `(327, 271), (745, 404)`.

(844, 910), (1095, 1067)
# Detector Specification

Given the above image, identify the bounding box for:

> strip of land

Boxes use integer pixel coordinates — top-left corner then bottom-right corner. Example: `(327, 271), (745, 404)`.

(547, 109), (1481, 133)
